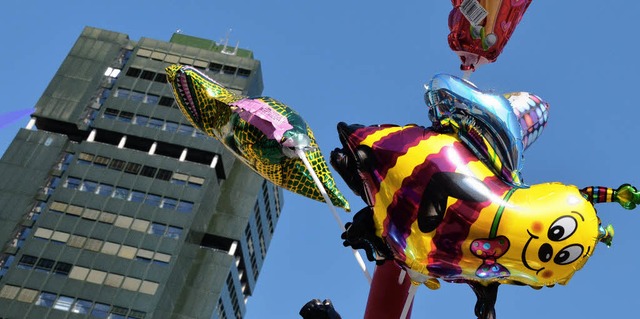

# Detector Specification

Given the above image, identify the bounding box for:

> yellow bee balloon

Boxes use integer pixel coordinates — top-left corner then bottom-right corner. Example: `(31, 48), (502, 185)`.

(331, 74), (639, 319)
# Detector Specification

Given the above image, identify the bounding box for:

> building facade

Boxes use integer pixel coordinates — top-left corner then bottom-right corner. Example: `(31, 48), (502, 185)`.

(0, 27), (282, 319)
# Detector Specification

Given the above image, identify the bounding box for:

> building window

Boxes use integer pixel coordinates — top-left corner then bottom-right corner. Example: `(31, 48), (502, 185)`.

(55, 152), (74, 171)
(129, 190), (146, 203)
(50, 205), (68, 217)
(94, 156), (110, 167)
(33, 228), (53, 240)
(99, 212), (117, 224)
(222, 65), (237, 75)
(119, 111), (134, 123)
(114, 216), (133, 228)
(104, 273), (125, 287)
(96, 183), (114, 196)
(136, 249), (153, 262)
(131, 220), (150, 232)
(109, 159), (126, 171)
(42, 176), (60, 195)
(84, 238), (103, 252)
(134, 114), (149, 126)
(116, 88), (130, 99)
(82, 180), (98, 193)
(176, 201), (194, 213)
(67, 235), (86, 248)
(27, 201), (47, 221)
(78, 152), (95, 164)
(156, 169), (172, 181)
(101, 242), (120, 256)
(188, 176), (205, 188)
(65, 177), (81, 190)
(148, 223), (182, 239)
(161, 197), (177, 210)
(0, 284), (20, 299)
(110, 306), (129, 318)
(71, 299), (92, 314)
(50, 231), (70, 244)
(126, 67), (142, 77)
(130, 90), (145, 102)
(144, 194), (162, 207)
(158, 96), (174, 107)
(112, 187), (129, 200)
(209, 63), (222, 73)
(53, 295), (74, 311)
(99, 89), (112, 104)
(165, 121), (179, 132)
(167, 226), (182, 239)
(129, 309), (147, 319)
(53, 262), (72, 276)
(92, 303), (111, 318)
(140, 166), (157, 178)
(171, 173), (188, 185)
(18, 255), (37, 269)
(82, 208), (100, 220)
(124, 162), (142, 174)
(148, 223), (165, 236)
(103, 108), (119, 120)
(35, 291), (57, 308)
(17, 287), (38, 303)
(154, 73), (167, 83)
(11, 227), (32, 248)
(237, 68), (251, 78)
(36, 258), (55, 272)
(148, 118), (163, 129)
(177, 123), (194, 135)
(259, 236), (267, 258)
(104, 67), (121, 78)
(140, 70), (155, 81)
(145, 94), (159, 105)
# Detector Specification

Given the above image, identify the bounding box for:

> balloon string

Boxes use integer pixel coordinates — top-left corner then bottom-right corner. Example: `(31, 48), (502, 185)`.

(400, 282), (419, 319)
(398, 269), (406, 284)
(295, 148), (373, 284)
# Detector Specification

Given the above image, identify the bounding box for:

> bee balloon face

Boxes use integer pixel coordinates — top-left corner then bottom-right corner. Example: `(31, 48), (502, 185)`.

(495, 184), (600, 286)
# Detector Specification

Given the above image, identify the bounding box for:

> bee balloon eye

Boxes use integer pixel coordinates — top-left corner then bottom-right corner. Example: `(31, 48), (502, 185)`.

(554, 244), (584, 265)
(548, 216), (577, 241)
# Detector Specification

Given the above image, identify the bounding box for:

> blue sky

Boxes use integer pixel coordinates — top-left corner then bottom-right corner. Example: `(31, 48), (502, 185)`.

(2, 1), (639, 318)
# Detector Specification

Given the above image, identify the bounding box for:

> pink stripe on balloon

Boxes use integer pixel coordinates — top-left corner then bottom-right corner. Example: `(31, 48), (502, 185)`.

(231, 99), (293, 141)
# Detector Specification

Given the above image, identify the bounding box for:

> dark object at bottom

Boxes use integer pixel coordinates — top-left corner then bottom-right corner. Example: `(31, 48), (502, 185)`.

(299, 299), (342, 319)
(468, 281), (499, 319)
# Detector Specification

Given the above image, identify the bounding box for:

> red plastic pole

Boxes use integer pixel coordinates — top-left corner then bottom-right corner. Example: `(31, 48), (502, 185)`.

(364, 262), (414, 319)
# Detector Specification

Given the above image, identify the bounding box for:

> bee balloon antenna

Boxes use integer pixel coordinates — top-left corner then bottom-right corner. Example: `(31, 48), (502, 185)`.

(580, 184), (640, 210)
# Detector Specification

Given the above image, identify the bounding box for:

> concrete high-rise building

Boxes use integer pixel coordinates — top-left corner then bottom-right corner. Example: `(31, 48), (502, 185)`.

(0, 26), (282, 319)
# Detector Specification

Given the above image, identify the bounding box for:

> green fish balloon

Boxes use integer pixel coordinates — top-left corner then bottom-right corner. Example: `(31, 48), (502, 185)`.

(166, 64), (350, 211)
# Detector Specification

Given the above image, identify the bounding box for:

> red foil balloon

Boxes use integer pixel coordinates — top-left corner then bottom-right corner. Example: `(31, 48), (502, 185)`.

(448, 0), (532, 71)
